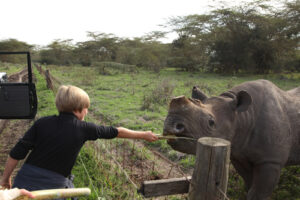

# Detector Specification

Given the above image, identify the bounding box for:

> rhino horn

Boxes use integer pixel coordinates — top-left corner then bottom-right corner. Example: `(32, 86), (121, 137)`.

(192, 86), (207, 101)
(169, 96), (190, 109)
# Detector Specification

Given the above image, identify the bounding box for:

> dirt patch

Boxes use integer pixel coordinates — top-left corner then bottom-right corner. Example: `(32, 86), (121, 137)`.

(0, 120), (32, 178)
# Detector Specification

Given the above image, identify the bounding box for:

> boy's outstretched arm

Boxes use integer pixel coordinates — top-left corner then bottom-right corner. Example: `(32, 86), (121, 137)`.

(116, 127), (158, 142)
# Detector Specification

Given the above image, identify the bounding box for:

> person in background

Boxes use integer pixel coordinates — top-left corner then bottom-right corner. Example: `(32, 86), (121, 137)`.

(0, 188), (34, 200)
(0, 85), (158, 194)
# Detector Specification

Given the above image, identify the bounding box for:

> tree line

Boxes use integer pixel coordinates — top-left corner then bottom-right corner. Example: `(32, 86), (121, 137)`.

(0, 0), (299, 74)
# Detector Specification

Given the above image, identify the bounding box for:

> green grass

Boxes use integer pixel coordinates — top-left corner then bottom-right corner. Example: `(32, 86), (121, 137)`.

(72, 144), (142, 200)
(33, 67), (58, 117)
(45, 64), (300, 199)
(0, 62), (26, 75)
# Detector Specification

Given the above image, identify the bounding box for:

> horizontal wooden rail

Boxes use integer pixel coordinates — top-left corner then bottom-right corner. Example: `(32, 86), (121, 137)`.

(139, 176), (191, 197)
(140, 137), (231, 199)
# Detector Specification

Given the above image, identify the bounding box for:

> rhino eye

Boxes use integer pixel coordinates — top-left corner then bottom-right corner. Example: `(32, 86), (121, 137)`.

(208, 119), (215, 127)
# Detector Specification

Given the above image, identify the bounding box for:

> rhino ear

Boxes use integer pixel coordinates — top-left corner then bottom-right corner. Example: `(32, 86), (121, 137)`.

(192, 86), (207, 101)
(235, 90), (252, 112)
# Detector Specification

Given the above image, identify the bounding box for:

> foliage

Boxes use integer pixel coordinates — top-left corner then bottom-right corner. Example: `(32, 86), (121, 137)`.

(272, 166), (300, 199)
(36, 33), (169, 73)
(91, 61), (137, 75)
(0, 39), (33, 63)
(166, 0), (300, 73)
(40, 39), (75, 65)
(141, 79), (175, 111)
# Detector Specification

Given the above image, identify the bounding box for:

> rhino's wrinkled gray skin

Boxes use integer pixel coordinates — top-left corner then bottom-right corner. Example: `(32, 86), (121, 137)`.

(163, 79), (300, 200)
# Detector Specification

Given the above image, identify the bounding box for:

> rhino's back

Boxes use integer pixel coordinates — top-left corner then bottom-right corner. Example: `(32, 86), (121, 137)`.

(231, 80), (300, 165)
(231, 79), (299, 124)
(288, 87), (300, 97)
(232, 79), (298, 105)
(231, 79), (286, 107)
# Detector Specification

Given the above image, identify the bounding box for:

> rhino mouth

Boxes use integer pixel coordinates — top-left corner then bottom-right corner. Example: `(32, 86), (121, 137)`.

(172, 134), (195, 140)
(163, 132), (197, 155)
(163, 131), (195, 140)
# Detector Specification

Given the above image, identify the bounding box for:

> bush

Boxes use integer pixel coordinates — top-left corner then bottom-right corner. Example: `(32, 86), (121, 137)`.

(91, 61), (138, 75)
(141, 79), (175, 111)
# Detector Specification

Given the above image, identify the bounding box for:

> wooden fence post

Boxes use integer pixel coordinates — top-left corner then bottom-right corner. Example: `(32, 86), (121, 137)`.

(189, 137), (231, 200)
(45, 69), (54, 90)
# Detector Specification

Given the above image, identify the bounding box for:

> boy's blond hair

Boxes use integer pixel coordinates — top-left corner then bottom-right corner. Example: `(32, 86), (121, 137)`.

(55, 85), (90, 112)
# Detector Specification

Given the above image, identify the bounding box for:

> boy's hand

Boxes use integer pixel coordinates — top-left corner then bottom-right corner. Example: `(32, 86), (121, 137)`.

(19, 189), (35, 198)
(0, 178), (12, 189)
(143, 131), (158, 142)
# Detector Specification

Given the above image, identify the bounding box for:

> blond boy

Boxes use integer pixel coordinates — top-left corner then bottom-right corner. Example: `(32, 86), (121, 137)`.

(0, 85), (158, 193)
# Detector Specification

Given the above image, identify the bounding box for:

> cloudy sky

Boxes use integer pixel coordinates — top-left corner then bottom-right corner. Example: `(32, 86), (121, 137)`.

(0, 0), (248, 46)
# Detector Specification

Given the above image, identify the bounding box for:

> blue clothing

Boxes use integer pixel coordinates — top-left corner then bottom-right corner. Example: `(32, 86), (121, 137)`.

(13, 164), (73, 191)
(13, 164), (76, 200)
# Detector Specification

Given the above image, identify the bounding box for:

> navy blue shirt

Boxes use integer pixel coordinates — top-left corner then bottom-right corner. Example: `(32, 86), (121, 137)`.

(10, 112), (118, 177)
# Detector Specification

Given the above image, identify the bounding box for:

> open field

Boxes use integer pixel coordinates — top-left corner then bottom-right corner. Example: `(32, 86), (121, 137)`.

(0, 62), (299, 199)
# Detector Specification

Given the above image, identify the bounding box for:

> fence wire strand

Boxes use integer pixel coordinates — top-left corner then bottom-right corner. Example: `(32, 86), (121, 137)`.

(79, 153), (100, 199)
(217, 186), (230, 200)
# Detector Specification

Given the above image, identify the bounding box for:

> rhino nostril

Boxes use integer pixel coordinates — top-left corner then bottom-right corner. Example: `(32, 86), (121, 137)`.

(175, 123), (185, 133)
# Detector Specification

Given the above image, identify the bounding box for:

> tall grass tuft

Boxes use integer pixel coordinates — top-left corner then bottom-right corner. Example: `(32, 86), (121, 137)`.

(141, 79), (175, 111)
(92, 61), (138, 75)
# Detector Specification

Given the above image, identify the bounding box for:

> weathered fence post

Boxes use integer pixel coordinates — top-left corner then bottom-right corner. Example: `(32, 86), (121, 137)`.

(189, 137), (231, 200)
(45, 69), (54, 90)
(140, 137), (231, 198)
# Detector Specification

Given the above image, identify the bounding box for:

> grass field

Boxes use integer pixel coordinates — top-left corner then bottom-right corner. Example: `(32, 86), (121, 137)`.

(1, 62), (300, 199)
(47, 64), (300, 163)
(46, 64), (300, 199)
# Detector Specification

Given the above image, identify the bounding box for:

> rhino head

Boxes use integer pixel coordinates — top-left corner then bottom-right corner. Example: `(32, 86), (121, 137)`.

(163, 86), (252, 155)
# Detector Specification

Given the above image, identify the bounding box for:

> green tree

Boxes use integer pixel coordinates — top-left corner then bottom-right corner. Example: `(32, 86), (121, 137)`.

(166, 0), (300, 73)
(40, 39), (74, 65)
(166, 15), (211, 71)
(75, 32), (119, 66)
(116, 36), (169, 72)
(0, 39), (33, 63)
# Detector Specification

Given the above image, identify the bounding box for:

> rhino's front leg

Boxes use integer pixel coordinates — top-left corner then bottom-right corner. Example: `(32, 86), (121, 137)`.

(247, 163), (281, 200)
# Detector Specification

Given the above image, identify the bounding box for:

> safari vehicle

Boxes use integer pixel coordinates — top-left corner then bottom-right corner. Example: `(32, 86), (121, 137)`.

(0, 52), (37, 119)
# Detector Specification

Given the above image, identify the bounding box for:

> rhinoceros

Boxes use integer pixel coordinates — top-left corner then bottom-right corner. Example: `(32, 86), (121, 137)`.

(163, 79), (300, 200)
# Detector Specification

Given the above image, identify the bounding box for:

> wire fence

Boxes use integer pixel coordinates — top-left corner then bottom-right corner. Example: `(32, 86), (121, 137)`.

(83, 138), (192, 199)
(34, 64), (227, 200)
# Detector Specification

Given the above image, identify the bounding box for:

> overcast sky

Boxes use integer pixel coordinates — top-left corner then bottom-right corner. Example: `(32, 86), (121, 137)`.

(1, 0), (250, 46)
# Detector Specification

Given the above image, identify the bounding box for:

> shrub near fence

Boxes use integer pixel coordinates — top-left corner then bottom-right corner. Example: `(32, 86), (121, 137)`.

(141, 79), (175, 111)
(92, 62), (138, 75)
